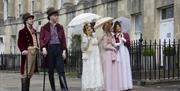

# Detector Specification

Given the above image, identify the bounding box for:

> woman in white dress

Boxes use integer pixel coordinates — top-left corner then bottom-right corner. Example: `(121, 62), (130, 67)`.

(81, 23), (104, 91)
(113, 21), (133, 91)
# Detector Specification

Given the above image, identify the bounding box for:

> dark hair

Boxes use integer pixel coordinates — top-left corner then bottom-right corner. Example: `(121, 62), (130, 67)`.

(23, 21), (26, 25)
(113, 21), (121, 33)
(47, 13), (58, 20)
(90, 22), (95, 32)
(47, 16), (50, 20)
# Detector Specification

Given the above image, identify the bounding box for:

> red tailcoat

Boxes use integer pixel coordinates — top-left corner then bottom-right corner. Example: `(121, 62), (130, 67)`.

(17, 26), (39, 75)
(39, 22), (67, 64)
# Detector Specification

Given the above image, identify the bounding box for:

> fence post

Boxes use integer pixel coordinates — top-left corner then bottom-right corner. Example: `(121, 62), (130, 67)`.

(77, 49), (82, 78)
(0, 53), (2, 70)
(138, 33), (143, 80)
(178, 39), (180, 78)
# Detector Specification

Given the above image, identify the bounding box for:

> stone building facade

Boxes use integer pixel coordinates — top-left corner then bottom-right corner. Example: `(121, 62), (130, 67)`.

(0, 0), (179, 54)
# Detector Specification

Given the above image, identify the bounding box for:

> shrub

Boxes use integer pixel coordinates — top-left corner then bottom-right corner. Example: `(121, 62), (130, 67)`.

(142, 48), (156, 56)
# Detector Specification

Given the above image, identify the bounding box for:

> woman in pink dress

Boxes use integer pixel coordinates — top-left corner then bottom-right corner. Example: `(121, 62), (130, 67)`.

(101, 20), (120, 91)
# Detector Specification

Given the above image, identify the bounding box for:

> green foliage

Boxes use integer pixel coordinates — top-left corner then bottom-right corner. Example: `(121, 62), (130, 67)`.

(142, 48), (156, 56)
(163, 47), (176, 56)
(71, 35), (82, 48)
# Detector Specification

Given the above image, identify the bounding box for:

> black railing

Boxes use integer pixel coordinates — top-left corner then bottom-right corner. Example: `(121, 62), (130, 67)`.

(0, 54), (21, 71)
(0, 49), (82, 74)
(66, 48), (82, 77)
(0, 38), (180, 81)
(130, 39), (180, 81)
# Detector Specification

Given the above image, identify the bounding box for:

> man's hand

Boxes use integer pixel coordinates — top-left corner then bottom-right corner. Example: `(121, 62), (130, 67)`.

(22, 50), (28, 55)
(42, 48), (47, 56)
(62, 50), (66, 60)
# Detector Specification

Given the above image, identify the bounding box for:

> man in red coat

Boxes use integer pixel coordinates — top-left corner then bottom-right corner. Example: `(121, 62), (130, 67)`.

(17, 13), (39, 91)
(39, 7), (69, 91)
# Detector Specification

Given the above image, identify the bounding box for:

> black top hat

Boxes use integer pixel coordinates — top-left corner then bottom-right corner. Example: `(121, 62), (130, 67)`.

(47, 7), (59, 19)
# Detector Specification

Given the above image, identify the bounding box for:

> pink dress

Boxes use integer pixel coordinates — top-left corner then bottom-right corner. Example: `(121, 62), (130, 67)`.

(101, 34), (120, 91)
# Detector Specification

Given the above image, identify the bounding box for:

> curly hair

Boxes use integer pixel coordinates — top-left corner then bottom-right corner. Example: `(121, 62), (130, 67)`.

(83, 23), (89, 35)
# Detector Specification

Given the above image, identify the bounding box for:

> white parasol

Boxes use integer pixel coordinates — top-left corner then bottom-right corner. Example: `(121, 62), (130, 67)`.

(113, 17), (131, 32)
(68, 13), (101, 27)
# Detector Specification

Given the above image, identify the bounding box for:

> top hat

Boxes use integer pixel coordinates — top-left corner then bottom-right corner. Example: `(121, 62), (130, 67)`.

(22, 12), (34, 22)
(47, 7), (59, 19)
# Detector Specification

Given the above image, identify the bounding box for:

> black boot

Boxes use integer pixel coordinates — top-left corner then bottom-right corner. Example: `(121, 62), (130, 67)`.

(25, 77), (30, 91)
(59, 75), (69, 91)
(49, 73), (56, 91)
(21, 77), (30, 91)
(21, 78), (26, 91)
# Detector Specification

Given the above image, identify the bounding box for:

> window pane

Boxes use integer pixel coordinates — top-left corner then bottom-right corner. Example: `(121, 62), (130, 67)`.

(161, 6), (174, 20)
(161, 9), (167, 19)
(32, 1), (35, 12)
(0, 38), (3, 44)
(19, 4), (21, 15)
(135, 14), (142, 32)
(44, 0), (49, 11)
(167, 7), (174, 19)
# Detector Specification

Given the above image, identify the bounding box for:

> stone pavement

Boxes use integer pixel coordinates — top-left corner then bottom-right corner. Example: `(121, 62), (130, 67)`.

(0, 72), (180, 91)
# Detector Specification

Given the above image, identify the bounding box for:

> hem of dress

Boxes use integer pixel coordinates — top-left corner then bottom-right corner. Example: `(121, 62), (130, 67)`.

(82, 86), (104, 91)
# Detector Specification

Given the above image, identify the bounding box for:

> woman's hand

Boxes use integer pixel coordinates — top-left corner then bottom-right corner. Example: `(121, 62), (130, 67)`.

(112, 47), (117, 52)
(114, 43), (120, 47)
(121, 33), (127, 42)
(121, 37), (127, 42)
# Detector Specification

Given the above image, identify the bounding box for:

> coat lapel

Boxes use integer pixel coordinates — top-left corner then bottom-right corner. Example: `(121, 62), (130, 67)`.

(45, 22), (51, 32)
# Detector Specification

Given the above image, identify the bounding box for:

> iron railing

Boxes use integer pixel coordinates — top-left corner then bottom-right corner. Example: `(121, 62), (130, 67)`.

(130, 39), (180, 81)
(0, 38), (180, 81)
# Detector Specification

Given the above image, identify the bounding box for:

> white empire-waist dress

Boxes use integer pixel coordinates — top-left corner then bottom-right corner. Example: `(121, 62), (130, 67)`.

(116, 33), (133, 90)
(81, 34), (104, 91)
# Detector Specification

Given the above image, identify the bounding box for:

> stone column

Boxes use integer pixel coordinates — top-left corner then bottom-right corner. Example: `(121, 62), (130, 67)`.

(0, 0), (3, 20)
(142, 0), (156, 40)
(174, 0), (180, 39)
(22, 0), (29, 13)
(54, 0), (61, 9)
(49, 0), (54, 7)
